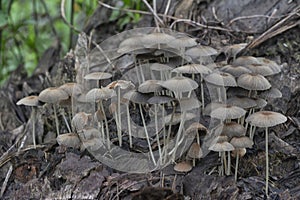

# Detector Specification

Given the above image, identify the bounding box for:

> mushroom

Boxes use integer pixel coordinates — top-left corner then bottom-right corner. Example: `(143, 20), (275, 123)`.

(84, 72), (112, 88)
(150, 63), (173, 81)
(107, 80), (134, 147)
(220, 65), (251, 77)
(185, 45), (218, 64)
(245, 111), (287, 195)
(16, 95), (43, 148)
(86, 87), (116, 149)
(223, 43), (247, 61)
(138, 80), (163, 94)
(230, 136), (253, 181)
(56, 132), (81, 149)
(245, 64), (275, 76)
(71, 112), (93, 132)
(237, 73), (271, 97)
(123, 90), (156, 165)
(210, 104), (246, 123)
(172, 64), (212, 109)
(159, 76), (198, 98)
(256, 57), (282, 74)
(187, 142), (203, 167)
(204, 72), (237, 102)
(117, 35), (145, 54)
(38, 87), (69, 136)
(174, 161), (193, 173)
(185, 122), (208, 145)
(259, 87), (282, 100)
(232, 56), (260, 66)
(209, 135), (234, 176)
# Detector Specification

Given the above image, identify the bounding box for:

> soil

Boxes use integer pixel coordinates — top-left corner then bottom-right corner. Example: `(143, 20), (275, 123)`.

(0, 1), (299, 199)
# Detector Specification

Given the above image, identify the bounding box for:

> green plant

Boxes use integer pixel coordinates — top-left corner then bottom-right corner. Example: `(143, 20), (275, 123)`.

(109, 0), (143, 30)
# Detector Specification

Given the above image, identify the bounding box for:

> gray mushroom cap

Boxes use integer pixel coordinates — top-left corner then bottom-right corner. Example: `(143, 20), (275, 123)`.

(38, 87), (69, 103)
(245, 111), (287, 128)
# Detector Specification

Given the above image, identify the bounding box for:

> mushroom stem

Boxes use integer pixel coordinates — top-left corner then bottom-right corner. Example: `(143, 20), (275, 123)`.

(117, 87), (122, 146)
(171, 111), (186, 160)
(60, 109), (72, 133)
(99, 100), (110, 149)
(265, 127), (269, 196)
(126, 104), (132, 148)
(234, 153), (239, 182)
(53, 104), (60, 136)
(139, 104), (156, 165)
(154, 104), (163, 164)
(200, 76), (205, 110)
(32, 107), (37, 148)
(114, 111), (122, 147)
(227, 151), (231, 175)
(166, 102), (176, 144)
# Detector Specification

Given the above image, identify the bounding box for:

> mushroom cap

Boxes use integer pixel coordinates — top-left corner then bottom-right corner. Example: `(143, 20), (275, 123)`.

(246, 64), (275, 76)
(17, 95), (42, 107)
(186, 122), (208, 135)
(252, 98), (268, 109)
(256, 57), (281, 74)
(168, 36), (197, 49)
(215, 122), (246, 139)
(231, 148), (247, 158)
(232, 56), (260, 66)
(187, 143), (203, 159)
(107, 80), (135, 90)
(141, 32), (175, 48)
(56, 133), (80, 148)
(147, 95), (176, 105)
(227, 96), (257, 109)
(138, 80), (163, 93)
(230, 136), (253, 149)
(185, 45), (218, 59)
(85, 87), (116, 102)
(209, 141), (235, 152)
(159, 76), (198, 93)
(237, 73), (271, 91)
(150, 63), (173, 72)
(172, 64), (212, 75)
(123, 90), (152, 104)
(59, 83), (83, 97)
(71, 112), (93, 131)
(84, 72), (112, 80)
(117, 36), (145, 54)
(220, 65), (251, 77)
(245, 111), (287, 128)
(174, 161), (193, 173)
(204, 72), (237, 87)
(177, 97), (201, 112)
(210, 104), (246, 120)
(259, 87), (282, 99)
(224, 43), (247, 57)
(38, 87), (69, 103)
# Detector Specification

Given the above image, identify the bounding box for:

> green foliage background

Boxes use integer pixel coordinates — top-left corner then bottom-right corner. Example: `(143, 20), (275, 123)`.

(0, 0), (97, 85)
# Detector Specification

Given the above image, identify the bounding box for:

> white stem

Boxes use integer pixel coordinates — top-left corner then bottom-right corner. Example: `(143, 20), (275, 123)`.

(32, 108), (36, 148)
(227, 151), (231, 175)
(139, 104), (156, 165)
(154, 104), (162, 164)
(235, 153), (239, 181)
(53, 104), (60, 136)
(171, 112), (186, 160)
(200, 76), (205, 110)
(126, 105), (132, 148)
(265, 127), (269, 196)
(61, 109), (72, 133)
(99, 101), (110, 149)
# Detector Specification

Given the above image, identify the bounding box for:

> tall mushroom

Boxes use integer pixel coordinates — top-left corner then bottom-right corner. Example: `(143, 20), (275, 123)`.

(38, 87), (69, 136)
(86, 87), (116, 149)
(172, 64), (212, 109)
(245, 111), (287, 195)
(17, 95), (43, 148)
(84, 72), (112, 88)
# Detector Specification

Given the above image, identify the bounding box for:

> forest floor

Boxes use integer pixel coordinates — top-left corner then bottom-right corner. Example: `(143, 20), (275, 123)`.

(0, 1), (299, 200)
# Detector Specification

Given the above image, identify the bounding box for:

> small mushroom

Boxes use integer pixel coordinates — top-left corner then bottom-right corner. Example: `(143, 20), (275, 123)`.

(56, 132), (80, 149)
(187, 143), (203, 167)
(245, 111), (287, 195)
(38, 87), (69, 136)
(174, 161), (193, 173)
(17, 95), (43, 148)
(84, 72), (112, 88)
(230, 136), (253, 181)
(237, 73), (271, 97)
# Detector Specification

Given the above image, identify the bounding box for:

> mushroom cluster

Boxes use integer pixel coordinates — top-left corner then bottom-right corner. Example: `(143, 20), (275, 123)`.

(16, 28), (287, 191)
